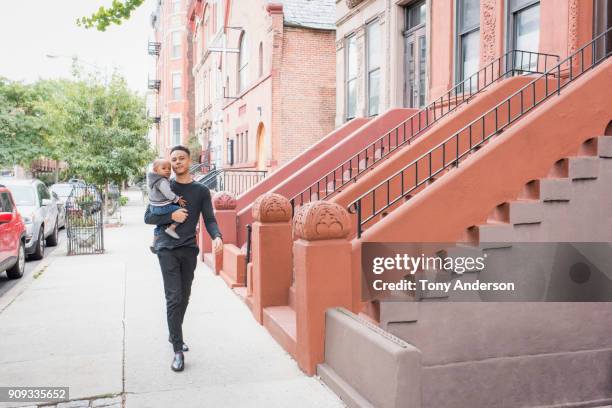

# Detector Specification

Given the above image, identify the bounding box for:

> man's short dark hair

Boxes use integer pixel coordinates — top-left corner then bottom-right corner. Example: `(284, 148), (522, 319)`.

(170, 145), (191, 157)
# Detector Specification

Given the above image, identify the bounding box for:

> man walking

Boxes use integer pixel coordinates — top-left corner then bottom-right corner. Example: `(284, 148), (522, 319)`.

(144, 145), (223, 372)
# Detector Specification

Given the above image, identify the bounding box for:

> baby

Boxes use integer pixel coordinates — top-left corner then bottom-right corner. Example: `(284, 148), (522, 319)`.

(147, 159), (187, 246)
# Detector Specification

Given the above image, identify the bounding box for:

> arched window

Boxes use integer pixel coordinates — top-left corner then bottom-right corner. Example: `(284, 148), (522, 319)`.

(238, 33), (248, 93)
(258, 42), (263, 77)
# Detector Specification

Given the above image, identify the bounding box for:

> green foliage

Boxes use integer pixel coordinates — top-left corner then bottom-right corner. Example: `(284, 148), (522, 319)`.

(186, 133), (202, 162)
(0, 78), (51, 167)
(119, 196), (129, 206)
(40, 72), (156, 187)
(77, 0), (146, 32)
(0, 69), (156, 188)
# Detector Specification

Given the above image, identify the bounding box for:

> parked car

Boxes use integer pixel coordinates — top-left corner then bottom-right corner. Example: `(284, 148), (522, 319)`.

(0, 178), (60, 260)
(50, 183), (74, 229)
(0, 184), (26, 279)
(52, 191), (66, 229)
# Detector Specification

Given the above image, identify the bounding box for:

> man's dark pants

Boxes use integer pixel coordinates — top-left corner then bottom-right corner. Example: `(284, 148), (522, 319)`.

(157, 246), (198, 352)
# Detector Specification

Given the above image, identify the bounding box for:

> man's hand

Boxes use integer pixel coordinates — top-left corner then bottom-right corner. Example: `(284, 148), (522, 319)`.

(213, 237), (223, 255)
(178, 197), (187, 207)
(171, 208), (188, 223)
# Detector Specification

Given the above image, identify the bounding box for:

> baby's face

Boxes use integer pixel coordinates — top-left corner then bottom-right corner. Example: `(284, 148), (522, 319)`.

(156, 162), (172, 178)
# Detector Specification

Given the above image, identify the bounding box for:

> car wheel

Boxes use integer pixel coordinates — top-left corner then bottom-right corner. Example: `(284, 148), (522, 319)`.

(46, 219), (59, 247)
(6, 241), (25, 279)
(29, 228), (44, 260)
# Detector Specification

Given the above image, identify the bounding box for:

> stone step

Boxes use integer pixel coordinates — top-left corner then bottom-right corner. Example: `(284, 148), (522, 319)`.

(539, 178), (572, 201)
(508, 200), (542, 225)
(471, 223), (514, 249)
(263, 306), (296, 358)
(568, 156), (599, 180)
(438, 244), (485, 269)
(598, 135), (612, 158)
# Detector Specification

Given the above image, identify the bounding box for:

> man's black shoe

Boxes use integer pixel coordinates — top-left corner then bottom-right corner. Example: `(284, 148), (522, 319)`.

(171, 351), (184, 372)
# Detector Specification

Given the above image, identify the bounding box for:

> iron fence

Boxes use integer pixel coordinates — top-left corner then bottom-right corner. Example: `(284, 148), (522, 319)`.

(66, 184), (104, 255)
(198, 169), (267, 196)
(349, 27), (612, 238)
(290, 49), (559, 213)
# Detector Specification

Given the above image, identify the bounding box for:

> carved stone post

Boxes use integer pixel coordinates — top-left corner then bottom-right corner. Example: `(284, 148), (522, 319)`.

(293, 201), (353, 375)
(209, 191), (237, 274)
(251, 193), (293, 324)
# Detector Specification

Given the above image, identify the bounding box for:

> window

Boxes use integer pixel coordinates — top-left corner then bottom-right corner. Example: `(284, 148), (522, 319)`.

(236, 134), (241, 163)
(406, 0), (426, 30)
(227, 138), (234, 165)
(238, 33), (248, 93)
(172, 118), (181, 145)
(0, 192), (13, 212)
(457, 0), (480, 84)
(345, 35), (358, 120)
(366, 20), (381, 116)
(172, 73), (182, 100)
(171, 31), (181, 59)
(172, 0), (181, 13)
(509, 0), (540, 71)
(258, 42), (263, 77)
(244, 130), (249, 162)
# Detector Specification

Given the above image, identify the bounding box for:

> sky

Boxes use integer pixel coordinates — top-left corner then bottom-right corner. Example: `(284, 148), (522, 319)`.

(0, 0), (157, 95)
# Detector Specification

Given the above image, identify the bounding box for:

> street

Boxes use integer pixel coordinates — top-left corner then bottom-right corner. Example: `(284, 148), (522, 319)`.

(0, 190), (344, 408)
(0, 230), (66, 299)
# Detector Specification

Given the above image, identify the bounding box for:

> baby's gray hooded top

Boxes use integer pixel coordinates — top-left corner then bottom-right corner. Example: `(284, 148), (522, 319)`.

(147, 172), (180, 206)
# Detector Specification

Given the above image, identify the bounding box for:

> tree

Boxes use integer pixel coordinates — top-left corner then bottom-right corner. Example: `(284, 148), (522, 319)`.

(0, 78), (50, 168)
(78, 0), (146, 31)
(41, 72), (156, 187)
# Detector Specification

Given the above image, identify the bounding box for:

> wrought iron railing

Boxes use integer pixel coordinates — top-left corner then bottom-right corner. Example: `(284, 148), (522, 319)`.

(289, 50), (559, 212)
(148, 79), (161, 91)
(217, 170), (267, 196)
(66, 184), (104, 255)
(349, 28), (612, 238)
(148, 41), (161, 56)
(189, 163), (207, 174)
(197, 169), (222, 190)
(197, 169), (267, 196)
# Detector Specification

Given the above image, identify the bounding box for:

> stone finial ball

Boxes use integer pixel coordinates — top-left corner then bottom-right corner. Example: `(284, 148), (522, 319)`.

(213, 191), (237, 210)
(252, 193), (292, 222)
(293, 201), (351, 241)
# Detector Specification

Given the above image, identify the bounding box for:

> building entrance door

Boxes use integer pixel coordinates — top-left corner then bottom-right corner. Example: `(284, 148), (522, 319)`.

(404, 1), (427, 108)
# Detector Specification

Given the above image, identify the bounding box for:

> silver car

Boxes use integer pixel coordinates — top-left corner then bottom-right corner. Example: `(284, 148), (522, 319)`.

(50, 183), (74, 229)
(0, 178), (60, 260)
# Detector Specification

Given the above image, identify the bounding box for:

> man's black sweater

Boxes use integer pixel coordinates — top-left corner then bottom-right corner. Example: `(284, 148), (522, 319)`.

(144, 180), (222, 251)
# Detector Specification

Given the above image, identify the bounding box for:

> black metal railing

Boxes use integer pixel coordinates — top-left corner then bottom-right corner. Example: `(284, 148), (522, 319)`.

(66, 184), (104, 255)
(189, 163), (207, 174)
(217, 170), (267, 196)
(148, 79), (161, 91)
(289, 50), (559, 213)
(349, 28), (612, 238)
(197, 169), (222, 190)
(148, 41), (161, 56)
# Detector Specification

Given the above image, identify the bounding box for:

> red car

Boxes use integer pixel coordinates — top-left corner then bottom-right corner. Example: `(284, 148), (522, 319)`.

(0, 184), (26, 279)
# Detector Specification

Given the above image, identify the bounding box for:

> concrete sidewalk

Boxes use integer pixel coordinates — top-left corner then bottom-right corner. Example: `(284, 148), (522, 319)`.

(0, 190), (344, 408)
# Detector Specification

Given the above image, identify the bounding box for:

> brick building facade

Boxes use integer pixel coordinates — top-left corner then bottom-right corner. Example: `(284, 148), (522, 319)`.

(188, 0), (336, 172)
(149, 0), (195, 157)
